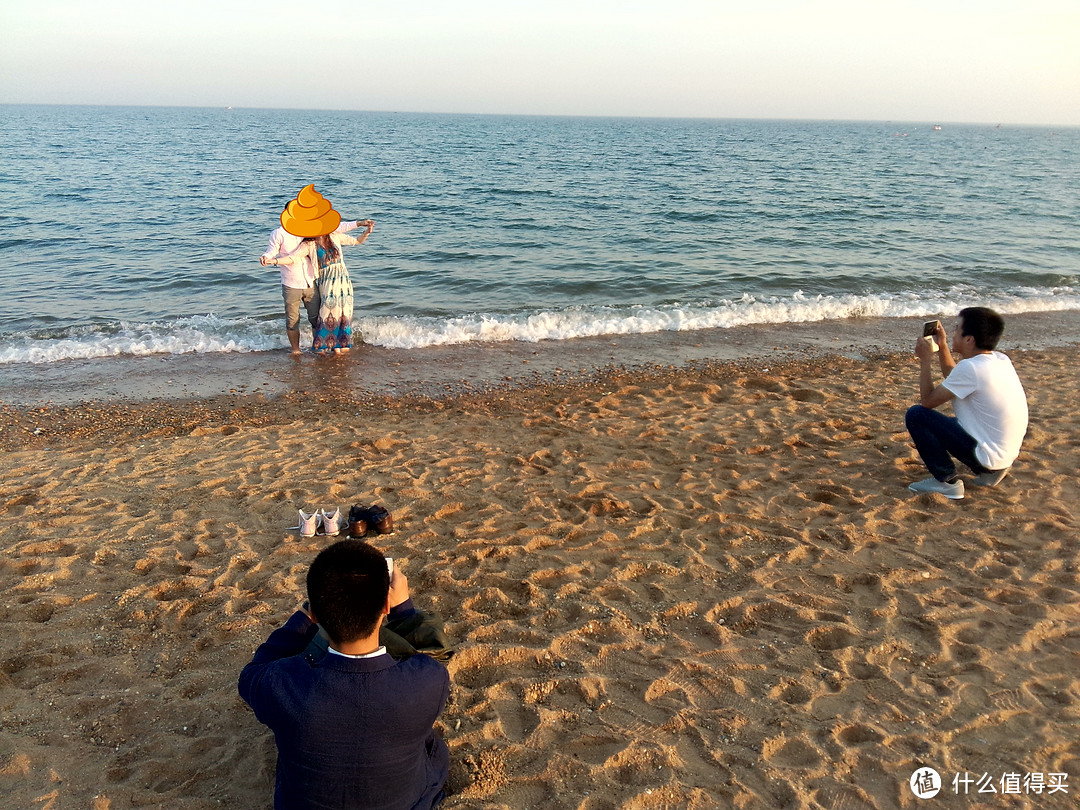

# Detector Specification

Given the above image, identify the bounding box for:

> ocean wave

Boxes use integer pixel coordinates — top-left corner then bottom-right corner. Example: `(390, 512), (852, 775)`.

(0, 315), (282, 365)
(1, 288), (1078, 364)
(362, 287), (1080, 348)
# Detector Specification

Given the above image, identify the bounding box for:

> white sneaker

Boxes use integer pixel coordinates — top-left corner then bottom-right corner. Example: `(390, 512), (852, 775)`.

(908, 477), (964, 500)
(971, 468), (1010, 487)
(319, 508), (343, 536)
(299, 509), (319, 537)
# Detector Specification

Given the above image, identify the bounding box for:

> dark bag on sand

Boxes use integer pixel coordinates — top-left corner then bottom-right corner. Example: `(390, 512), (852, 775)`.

(305, 609), (455, 664)
(382, 610), (454, 662)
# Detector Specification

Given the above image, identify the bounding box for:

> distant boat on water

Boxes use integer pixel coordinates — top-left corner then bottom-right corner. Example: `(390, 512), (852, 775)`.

(932, 124), (942, 131)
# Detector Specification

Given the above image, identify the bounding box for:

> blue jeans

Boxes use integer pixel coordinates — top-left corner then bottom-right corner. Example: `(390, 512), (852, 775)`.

(905, 405), (992, 481)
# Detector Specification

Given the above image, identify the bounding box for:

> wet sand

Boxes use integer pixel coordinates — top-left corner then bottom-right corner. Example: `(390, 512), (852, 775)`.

(5, 311), (1080, 409)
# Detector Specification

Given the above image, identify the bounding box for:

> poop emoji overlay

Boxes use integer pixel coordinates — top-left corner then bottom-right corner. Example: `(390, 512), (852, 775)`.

(280, 184), (341, 238)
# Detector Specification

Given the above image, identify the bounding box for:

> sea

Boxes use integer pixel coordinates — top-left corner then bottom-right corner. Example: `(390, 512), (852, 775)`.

(1, 105), (1078, 387)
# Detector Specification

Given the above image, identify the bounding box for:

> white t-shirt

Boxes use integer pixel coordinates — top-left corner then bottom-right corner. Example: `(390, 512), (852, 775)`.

(943, 352), (1028, 470)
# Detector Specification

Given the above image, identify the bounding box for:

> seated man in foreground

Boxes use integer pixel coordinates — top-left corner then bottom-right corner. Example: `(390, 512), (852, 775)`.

(905, 306), (1028, 500)
(239, 540), (451, 809)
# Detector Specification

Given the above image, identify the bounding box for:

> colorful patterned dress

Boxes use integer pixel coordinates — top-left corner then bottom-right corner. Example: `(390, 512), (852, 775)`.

(313, 240), (355, 352)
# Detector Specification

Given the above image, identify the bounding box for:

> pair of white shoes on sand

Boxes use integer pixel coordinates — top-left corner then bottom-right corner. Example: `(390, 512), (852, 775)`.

(298, 508), (344, 537)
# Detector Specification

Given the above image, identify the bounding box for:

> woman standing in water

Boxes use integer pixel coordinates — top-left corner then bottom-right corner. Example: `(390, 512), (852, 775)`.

(270, 185), (375, 354)
(305, 223), (374, 353)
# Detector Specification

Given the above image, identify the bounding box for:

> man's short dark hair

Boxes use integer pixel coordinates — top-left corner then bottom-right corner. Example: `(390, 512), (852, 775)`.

(958, 306), (1005, 351)
(307, 540), (390, 644)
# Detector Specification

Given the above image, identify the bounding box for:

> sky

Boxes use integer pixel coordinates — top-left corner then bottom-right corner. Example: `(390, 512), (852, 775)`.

(1, 0), (1078, 126)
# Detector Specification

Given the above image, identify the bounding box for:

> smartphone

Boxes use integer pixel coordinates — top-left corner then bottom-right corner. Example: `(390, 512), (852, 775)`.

(386, 557), (394, 577)
(921, 320), (940, 353)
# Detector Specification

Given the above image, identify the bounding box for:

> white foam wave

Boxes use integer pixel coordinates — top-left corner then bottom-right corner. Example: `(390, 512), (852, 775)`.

(360, 287), (1080, 350)
(0, 314), (284, 365)
(2, 288), (1078, 364)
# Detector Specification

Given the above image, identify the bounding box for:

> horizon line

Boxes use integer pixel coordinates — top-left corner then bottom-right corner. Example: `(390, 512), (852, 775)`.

(1, 101), (1076, 130)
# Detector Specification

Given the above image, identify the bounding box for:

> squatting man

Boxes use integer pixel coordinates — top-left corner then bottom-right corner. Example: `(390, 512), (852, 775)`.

(905, 306), (1028, 500)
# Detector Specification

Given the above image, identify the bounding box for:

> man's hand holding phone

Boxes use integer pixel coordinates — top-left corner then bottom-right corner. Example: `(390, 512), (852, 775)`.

(919, 319), (942, 355)
(388, 562), (410, 609)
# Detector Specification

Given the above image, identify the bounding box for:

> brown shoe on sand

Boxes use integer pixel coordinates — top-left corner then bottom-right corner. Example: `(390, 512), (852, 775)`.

(347, 505), (368, 538)
(368, 505), (393, 535)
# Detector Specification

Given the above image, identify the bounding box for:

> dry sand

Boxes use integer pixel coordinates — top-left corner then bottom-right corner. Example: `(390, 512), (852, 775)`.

(1, 347), (1078, 809)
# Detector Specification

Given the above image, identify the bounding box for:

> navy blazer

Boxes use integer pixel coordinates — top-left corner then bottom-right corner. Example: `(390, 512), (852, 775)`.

(239, 611), (449, 809)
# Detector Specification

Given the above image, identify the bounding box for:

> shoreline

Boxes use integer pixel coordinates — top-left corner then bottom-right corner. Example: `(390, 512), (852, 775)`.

(3, 310), (1080, 410)
(0, 353), (842, 452)
(3, 311), (1079, 453)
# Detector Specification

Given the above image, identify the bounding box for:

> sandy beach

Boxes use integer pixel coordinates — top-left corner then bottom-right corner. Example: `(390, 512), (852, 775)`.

(1, 323), (1078, 808)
